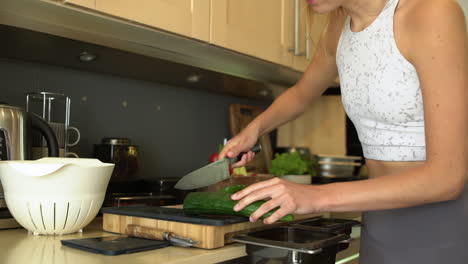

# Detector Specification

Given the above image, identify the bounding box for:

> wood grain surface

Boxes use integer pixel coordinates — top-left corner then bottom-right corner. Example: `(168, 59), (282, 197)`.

(103, 211), (325, 249)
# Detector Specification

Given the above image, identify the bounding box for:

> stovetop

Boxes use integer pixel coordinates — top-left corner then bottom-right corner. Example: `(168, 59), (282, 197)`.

(104, 178), (188, 207)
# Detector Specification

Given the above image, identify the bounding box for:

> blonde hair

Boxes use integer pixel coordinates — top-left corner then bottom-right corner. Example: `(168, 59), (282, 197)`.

(304, 5), (346, 58)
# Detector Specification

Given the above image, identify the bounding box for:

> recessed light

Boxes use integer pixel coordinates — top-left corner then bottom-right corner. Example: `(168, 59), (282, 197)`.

(258, 89), (269, 97)
(186, 74), (202, 83)
(79, 51), (97, 62)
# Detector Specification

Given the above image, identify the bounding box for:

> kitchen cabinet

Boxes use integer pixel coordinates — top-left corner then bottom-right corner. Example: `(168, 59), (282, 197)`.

(277, 95), (346, 155)
(87, 0), (328, 71)
(210, 0), (328, 71)
(62, 0), (95, 9)
(210, 0), (292, 66)
(83, 0), (211, 42)
(54, 0), (329, 72)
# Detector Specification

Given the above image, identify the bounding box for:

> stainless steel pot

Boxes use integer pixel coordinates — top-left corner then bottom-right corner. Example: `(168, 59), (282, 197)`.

(317, 155), (363, 179)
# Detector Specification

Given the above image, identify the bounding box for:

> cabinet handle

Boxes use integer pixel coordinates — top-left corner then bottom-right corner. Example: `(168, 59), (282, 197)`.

(289, 0), (309, 58)
(305, 4), (312, 60)
(289, 0), (304, 56)
(294, 0), (300, 56)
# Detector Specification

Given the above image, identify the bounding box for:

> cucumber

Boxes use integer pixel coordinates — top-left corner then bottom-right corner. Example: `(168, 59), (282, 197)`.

(183, 191), (294, 222)
(222, 184), (247, 194)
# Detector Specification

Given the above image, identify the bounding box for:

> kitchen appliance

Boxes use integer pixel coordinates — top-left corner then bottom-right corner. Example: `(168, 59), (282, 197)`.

(103, 178), (186, 208)
(0, 103), (59, 160)
(93, 137), (139, 179)
(175, 144), (262, 190)
(0, 158), (114, 235)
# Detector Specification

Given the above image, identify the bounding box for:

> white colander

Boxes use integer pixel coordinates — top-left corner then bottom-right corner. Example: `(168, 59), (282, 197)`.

(0, 158), (114, 235)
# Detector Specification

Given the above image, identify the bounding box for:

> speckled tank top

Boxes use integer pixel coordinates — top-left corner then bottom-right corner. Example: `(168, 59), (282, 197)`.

(336, 0), (426, 161)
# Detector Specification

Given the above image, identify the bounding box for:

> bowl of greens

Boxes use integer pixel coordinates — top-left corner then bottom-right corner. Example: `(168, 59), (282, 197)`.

(269, 149), (318, 184)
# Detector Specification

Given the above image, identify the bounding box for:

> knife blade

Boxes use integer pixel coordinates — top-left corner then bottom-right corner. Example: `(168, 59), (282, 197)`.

(174, 144), (262, 190)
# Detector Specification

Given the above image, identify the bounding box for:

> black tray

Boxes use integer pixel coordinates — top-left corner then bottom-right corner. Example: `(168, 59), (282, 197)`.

(101, 205), (248, 226)
(61, 236), (169, 256)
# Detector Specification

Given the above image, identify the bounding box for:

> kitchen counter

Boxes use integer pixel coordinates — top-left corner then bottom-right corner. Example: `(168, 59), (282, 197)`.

(0, 214), (361, 264)
(0, 218), (247, 264)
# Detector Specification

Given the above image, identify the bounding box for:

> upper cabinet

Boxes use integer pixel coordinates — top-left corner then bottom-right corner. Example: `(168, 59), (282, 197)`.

(209, 0), (292, 67)
(64, 0), (211, 42)
(210, 0), (329, 72)
(51, 0), (329, 73)
(210, 0), (328, 72)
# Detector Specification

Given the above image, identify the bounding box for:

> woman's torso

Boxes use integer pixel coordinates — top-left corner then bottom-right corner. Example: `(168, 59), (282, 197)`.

(328, 0), (424, 175)
(337, 0), (427, 162)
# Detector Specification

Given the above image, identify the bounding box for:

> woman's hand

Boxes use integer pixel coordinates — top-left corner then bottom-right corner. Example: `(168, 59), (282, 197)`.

(219, 125), (260, 167)
(231, 177), (326, 224)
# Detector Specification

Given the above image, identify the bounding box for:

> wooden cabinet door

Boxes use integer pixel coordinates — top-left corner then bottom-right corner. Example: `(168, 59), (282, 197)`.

(277, 96), (346, 155)
(94, 0), (210, 41)
(210, 0), (293, 66)
(292, 12), (328, 72)
(284, 0), (329, 72)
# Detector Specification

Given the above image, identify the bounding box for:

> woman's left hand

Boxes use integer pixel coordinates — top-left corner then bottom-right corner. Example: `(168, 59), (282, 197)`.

(231, 177), (326, 224)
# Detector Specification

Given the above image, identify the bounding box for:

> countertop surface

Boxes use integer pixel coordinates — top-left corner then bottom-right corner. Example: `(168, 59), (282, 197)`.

(0, 217), (246, 264)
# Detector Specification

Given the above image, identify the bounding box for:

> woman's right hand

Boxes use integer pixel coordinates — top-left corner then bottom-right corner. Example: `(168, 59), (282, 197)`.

(219, 126), (260, 167)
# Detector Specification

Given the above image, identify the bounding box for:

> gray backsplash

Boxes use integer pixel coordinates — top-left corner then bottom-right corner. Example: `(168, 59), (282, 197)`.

(1, 58), (269, 179)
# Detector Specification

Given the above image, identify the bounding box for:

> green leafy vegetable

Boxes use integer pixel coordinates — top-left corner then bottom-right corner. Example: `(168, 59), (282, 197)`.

(270, 151), (315, 177)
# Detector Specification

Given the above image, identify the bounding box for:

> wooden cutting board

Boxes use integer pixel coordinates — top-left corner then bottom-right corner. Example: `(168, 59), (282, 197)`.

(229, 104), (273, 173)
(102, 205), (325, 249)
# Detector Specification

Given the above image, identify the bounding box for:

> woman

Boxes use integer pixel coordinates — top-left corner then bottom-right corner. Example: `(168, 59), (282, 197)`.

(219, 0), (468, 263)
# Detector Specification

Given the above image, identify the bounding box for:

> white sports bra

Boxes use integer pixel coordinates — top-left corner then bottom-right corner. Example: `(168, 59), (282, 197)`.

(336, 0), (426, 161)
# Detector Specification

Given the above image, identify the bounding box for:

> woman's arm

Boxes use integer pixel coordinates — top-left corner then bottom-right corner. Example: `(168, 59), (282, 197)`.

(245, 11), (346, 136)
(219, 10), (346, 161)
(246, 39), (339, 136)
(232, 0), (468, 223)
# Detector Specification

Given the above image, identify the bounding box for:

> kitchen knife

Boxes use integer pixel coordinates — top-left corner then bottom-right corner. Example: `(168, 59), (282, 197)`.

(125, 224), (197, 248)
(174, 144), (262, 190)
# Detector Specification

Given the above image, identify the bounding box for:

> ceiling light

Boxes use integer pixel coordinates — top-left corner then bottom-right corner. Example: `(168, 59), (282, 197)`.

(186, 74), (202, 83)
(79, 51), (97, 62)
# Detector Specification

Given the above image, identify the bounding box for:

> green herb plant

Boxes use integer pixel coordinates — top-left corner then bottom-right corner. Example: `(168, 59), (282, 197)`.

(270, 151), (317, 177)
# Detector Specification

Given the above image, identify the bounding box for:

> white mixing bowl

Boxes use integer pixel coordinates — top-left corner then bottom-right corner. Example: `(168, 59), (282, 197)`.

(0, 158), (114, 235)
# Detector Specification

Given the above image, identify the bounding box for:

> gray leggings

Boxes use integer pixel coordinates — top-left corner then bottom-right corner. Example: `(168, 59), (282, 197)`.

(359, 185), (468, 264)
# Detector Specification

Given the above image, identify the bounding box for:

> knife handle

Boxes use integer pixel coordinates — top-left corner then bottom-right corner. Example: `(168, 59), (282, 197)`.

(229, 144), (262, 163)
(125, 224), (166, 240)
(125, 224), (197, 247)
